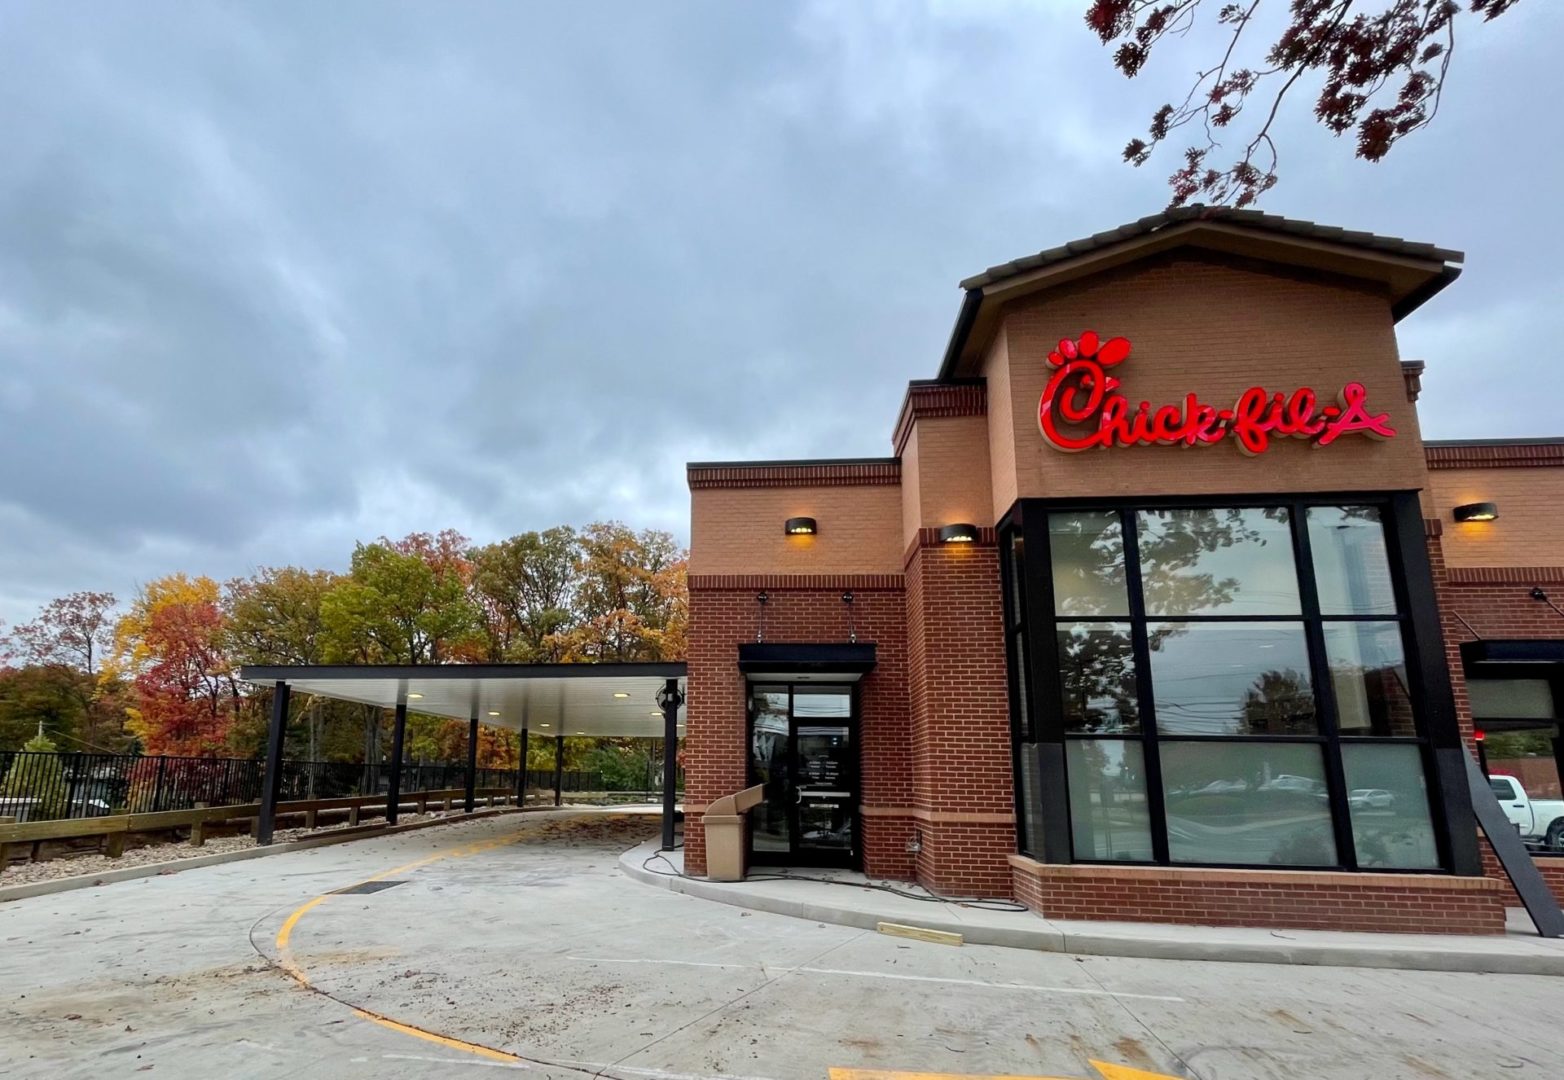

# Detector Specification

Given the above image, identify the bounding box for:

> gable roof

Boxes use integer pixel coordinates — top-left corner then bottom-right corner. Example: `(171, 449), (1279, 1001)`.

(938, 206), (1464, 381)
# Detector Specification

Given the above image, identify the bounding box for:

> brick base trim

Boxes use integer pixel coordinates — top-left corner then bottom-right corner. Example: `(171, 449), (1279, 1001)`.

(1479, 837), (1564, 907)
(1009, 857), (1509, 934)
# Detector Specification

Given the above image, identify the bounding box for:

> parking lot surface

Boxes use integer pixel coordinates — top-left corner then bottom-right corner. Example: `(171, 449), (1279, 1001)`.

(3, 810), (1561, 1079)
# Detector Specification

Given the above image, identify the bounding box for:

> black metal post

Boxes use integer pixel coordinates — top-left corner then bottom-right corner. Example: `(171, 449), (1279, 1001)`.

(516, 728), (529, 805)
(257, 681), (291, 846)
(151, 755), (168, 814)
(386, 699), (408, 825)
(553, 736), (564, 807)
(465, 713), (479, 813)
(660, 677), (681, 851)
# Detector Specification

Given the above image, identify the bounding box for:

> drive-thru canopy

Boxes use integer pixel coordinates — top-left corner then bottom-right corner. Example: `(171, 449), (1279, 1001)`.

(238, 662), (686, 848)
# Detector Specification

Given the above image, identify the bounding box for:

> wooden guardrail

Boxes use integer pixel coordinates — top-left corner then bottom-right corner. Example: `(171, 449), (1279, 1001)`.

(0, 787), (520, 866)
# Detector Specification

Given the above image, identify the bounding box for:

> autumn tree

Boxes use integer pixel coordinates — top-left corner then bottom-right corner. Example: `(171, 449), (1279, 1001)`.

(225, 567), (343, 764)
(109, 575), (240, 756)
(1087, 0), (1523, 206)
(553, 523), (688, 663)
(1, 591), (129, 750)
(469, 527), (580, 662)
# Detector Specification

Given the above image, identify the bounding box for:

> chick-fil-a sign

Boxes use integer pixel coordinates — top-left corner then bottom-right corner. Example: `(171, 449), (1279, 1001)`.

(1037, 331), (1395, 455)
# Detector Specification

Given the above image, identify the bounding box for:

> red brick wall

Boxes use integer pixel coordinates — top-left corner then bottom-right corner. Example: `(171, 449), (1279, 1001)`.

(1427, 525), (1564, 907)
(682, 577), (909, 878)
(1480, 840), (1564, 907)
(903, 538), (1016, 897)
(1010, 857), (1510, 934)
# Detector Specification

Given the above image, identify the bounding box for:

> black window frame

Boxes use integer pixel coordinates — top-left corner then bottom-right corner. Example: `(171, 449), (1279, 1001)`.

(1001, 491), (1478, 875)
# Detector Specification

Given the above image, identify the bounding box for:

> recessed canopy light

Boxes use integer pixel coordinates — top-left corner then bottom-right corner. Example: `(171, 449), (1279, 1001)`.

(575, 731), (585, 735)
(613, 692), (630, 699)
(539, 723), (550, 728)
(407, 693), (423, 700)
(649, 710), (661, 717)
(488, 711), (500, 717)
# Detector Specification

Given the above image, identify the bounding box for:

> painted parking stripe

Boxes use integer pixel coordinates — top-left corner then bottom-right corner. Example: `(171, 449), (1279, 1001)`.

(567, 956), (1184, 1002)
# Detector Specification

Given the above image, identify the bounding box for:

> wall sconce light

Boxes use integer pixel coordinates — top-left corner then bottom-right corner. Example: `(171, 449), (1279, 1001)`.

(938, 523), (979, 544)
(785, 517), (817, 536)
(1453, 502), (1499, 523)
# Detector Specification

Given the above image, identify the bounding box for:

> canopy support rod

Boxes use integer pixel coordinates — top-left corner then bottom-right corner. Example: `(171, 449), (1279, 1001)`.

(386, 699), (408, 825)
(516, 728), (529, 806)
(553, 736), (564, 807)
(465, 712), (479, 813)
(660, 677), (682, 852)
(257, 681), (290, 846)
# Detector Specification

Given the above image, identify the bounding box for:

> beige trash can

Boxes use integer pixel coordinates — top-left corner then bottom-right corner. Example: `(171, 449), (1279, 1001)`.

(702, 784), (764, 882)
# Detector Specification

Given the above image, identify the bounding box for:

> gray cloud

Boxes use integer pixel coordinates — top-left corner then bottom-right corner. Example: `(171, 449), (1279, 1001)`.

(1, 0), (1560, 625)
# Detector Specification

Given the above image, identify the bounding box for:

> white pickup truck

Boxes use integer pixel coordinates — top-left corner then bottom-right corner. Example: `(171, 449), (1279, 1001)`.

(1488, 773), (1564, 851)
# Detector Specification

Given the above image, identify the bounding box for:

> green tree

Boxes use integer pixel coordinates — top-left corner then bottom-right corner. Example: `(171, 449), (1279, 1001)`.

(470, 527), (580, 661)
(0, 666), (90, 752)
(0, 732), (68, 819)
(321, 538), (483, 767)
(225, 567), (342, 762)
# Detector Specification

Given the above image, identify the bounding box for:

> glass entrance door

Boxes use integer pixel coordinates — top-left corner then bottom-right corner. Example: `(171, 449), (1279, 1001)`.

(749, 684), (859, 868)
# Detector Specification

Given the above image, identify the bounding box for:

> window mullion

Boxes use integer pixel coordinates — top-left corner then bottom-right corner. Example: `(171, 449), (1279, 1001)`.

(1293, 503), (1358, 870)
(1119, 508), (1169, 864)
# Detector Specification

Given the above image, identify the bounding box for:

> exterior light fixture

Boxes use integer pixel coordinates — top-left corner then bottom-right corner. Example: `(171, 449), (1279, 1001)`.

(575, 731), (585, 735)
(1474, 728), (1486, 742)
(407, 693), (423, 700)
(1453, 502), (1498, 523)
(939, 523), (979, 544)
(539, 723), (550, 727)
(785, 517), (817, 535)
(613, 692), (630, 699)
(488, 711), (500, 717)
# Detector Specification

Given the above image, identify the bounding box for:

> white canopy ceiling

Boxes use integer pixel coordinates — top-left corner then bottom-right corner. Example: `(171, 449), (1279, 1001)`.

(239, 663), (685, 738)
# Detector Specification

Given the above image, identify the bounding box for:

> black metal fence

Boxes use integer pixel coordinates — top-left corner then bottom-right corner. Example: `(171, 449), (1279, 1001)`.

(0, 751), (613, 823)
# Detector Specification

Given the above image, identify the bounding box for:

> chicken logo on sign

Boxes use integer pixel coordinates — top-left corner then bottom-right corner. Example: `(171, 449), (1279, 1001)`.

(1037, 331), (1395, 455)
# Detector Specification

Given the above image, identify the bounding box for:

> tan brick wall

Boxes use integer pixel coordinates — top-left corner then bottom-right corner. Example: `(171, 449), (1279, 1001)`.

(689, 485), (903, 576)
(902, 414), (993, 551)
(983, 331), (1018, 522)
(1427, 466), (1564, 568)
(988, 256), (1429, 501)
(900, 426), (922, 552)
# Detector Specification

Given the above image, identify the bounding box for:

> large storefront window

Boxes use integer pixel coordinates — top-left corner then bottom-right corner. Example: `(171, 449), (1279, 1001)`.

(1003, 497), (1445, 871)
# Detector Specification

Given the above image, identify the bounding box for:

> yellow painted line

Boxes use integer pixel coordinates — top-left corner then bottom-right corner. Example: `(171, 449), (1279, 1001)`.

(351, 1008), (525, 1064)
(829, 1062), (1181, 1080)
(271, 824), (540, 1062)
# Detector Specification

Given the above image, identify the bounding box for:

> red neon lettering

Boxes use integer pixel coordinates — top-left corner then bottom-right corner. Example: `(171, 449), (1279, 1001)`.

(1036, 333), (1395, 454)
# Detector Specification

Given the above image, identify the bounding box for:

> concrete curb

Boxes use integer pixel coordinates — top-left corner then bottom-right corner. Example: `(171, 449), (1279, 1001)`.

(619, 846), (1564, 976)
(0, 805), (543, 903)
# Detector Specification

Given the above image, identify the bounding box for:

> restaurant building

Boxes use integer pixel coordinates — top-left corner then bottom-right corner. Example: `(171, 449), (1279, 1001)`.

(682, 207), (1564, 935)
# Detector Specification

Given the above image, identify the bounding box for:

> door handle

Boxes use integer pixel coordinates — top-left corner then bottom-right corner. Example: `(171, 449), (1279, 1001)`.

(1514, 803), (1526, 808)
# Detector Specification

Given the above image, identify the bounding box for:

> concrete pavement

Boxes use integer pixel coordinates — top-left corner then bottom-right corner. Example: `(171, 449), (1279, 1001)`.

(2, 810), (1562, 1079)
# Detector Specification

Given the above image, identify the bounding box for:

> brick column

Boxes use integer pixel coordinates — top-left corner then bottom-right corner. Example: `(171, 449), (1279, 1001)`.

(904, 533), (1015, 897)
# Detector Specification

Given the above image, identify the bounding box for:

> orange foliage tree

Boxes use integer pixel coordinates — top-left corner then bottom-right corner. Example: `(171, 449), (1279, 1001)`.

(108, 575), (241, 756)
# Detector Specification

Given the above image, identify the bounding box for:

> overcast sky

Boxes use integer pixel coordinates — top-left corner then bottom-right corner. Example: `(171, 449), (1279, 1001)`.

(0, 1), (1558, 627)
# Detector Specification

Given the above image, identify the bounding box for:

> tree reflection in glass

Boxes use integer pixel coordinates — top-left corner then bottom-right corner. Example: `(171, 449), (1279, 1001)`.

(1137, 508), (1300, 616)
(1056, 622), (1139, 732)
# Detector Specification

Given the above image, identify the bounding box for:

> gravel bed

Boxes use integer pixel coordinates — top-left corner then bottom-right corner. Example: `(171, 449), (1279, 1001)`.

(0, 811), (466, 887)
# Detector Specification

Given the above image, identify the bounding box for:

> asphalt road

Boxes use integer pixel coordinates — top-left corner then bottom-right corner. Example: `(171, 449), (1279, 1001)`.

(2, 809), (1561, 1080)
